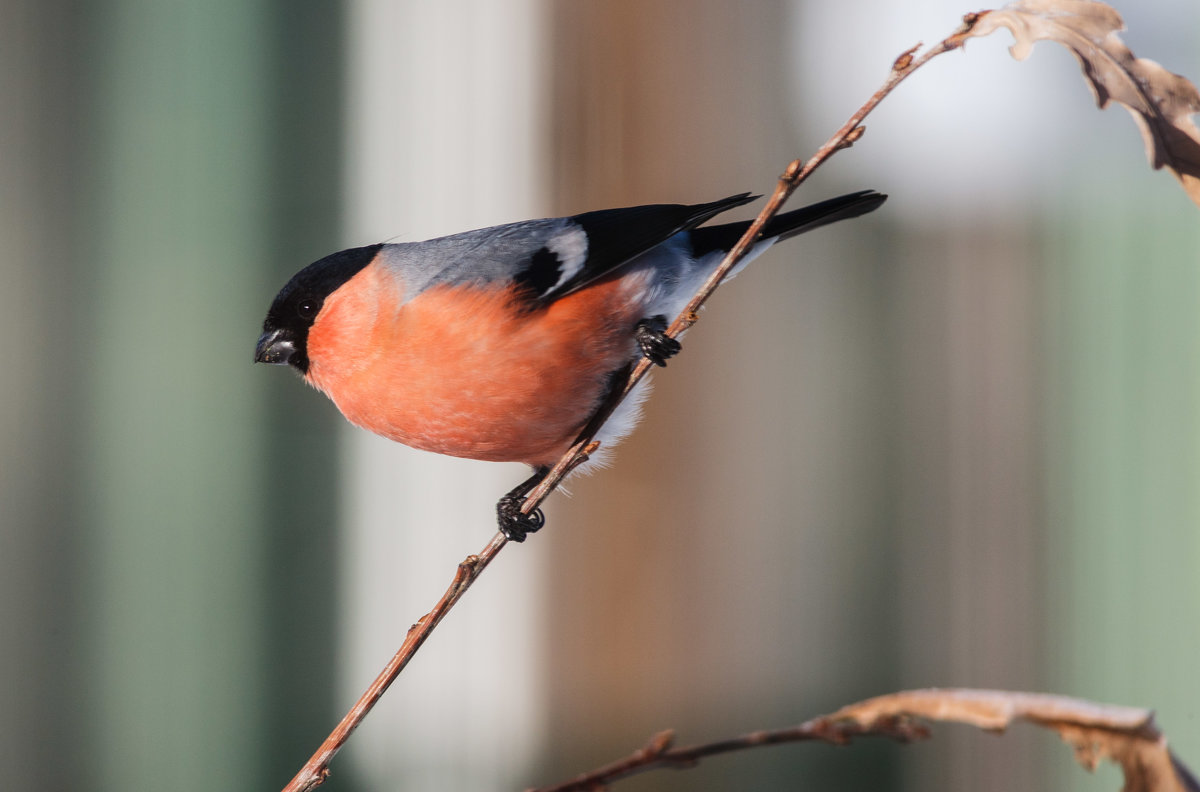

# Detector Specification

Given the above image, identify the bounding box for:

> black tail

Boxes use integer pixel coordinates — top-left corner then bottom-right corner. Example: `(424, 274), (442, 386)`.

(688, 189), (886, 257)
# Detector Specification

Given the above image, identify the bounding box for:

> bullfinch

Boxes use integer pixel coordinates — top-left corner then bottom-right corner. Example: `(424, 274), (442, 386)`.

(256, 189), (886, 540)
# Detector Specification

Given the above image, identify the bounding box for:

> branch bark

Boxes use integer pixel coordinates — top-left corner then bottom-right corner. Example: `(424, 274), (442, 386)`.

(528, 716), (928, 792)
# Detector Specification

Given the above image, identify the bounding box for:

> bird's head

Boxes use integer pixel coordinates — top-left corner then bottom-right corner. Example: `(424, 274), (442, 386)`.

(255, 244), (382, 374)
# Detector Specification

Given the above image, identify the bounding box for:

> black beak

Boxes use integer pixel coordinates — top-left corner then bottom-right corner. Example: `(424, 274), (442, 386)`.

(255, 328), (295, 365)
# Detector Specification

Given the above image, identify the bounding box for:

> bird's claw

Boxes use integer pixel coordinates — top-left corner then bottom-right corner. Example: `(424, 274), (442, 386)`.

(497, 495), (545, 542)
(496, 467), (550, 542)
(635, 316), (681, 367)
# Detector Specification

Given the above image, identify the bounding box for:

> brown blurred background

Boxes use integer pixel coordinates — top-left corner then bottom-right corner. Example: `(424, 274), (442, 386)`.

(3, 1), (1198, 791)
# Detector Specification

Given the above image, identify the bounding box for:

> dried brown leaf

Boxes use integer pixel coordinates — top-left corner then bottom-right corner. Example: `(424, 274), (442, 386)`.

(831, 688), (1200, 792)
(966, 0), (1200, 207)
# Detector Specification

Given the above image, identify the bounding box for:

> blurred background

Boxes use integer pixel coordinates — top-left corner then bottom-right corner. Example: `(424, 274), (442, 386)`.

(3, 1), (1198, 790)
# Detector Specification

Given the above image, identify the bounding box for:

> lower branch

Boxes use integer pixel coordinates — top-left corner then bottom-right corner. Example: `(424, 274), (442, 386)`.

(528, 715), (928, 792)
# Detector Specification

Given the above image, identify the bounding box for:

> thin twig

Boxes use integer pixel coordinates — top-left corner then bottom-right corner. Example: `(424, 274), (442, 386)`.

(527, 715), (930, 792)
(280, 14), (984, 792)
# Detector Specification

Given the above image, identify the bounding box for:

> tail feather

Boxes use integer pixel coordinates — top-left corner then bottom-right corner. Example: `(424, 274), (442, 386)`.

(689, 189), (886, 257)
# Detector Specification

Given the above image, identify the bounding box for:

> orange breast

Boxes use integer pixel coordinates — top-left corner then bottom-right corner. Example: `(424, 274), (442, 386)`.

(305, 264), (645, 466)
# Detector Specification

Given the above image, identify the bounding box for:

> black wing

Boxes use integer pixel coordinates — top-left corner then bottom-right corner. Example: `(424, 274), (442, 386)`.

(514, 193), (757, 303)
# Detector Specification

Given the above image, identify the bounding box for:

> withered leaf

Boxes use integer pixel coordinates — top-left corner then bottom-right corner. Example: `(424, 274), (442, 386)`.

(832, 688), (1200, 792)
(966, 0), (1200, 207)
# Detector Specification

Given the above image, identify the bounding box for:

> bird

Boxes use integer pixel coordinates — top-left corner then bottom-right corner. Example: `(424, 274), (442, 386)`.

(256, 189), (887, 541)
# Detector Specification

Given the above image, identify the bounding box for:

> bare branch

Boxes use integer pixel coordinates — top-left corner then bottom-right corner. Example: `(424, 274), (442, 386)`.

(528, 718), (928, 792)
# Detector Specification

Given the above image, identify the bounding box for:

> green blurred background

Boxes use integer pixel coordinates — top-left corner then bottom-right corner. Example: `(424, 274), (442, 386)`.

(2, 1), (1197, 791)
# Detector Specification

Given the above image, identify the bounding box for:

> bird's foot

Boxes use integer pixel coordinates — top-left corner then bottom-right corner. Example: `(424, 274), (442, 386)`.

(635, 316), (681, 367)
(496, 467), (549, 542)
(497, 497), (545, 542)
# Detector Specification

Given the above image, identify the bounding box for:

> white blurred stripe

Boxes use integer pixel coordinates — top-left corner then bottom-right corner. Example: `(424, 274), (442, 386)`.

(341, 2), (548, 789)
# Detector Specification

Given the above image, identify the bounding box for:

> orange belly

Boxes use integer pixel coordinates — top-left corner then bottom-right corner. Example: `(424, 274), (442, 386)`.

(305, 268), (643, 466)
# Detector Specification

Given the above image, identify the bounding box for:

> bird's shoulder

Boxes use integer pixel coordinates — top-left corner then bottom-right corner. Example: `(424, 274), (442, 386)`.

(375, 217), (582, 302)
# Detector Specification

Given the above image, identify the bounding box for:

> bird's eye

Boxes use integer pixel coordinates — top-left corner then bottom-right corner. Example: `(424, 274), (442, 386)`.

(297, 298), (319, 320)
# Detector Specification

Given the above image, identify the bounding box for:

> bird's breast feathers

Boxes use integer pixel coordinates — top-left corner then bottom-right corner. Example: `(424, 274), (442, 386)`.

(304, 262), (649, 465)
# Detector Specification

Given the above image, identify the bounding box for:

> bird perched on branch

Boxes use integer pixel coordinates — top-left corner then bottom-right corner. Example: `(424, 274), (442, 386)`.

(256, 189), (886, 540)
